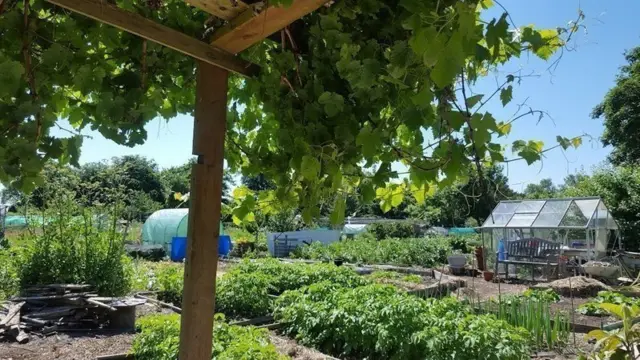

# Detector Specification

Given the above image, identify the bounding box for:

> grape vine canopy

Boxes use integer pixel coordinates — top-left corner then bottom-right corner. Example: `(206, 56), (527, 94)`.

(0, 0), (584, 224)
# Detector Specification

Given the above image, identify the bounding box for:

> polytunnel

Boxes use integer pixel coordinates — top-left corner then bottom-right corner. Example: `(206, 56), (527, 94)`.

(142, 209), (223, 252)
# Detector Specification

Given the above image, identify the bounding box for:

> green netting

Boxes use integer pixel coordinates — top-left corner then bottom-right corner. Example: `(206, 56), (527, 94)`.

(5, 215), (47, 227)
(141, 209), (224, 250)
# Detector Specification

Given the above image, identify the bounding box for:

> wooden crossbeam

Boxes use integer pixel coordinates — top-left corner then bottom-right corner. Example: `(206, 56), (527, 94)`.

(45, 0), (258, 77)
(185, 0), (248, 20)
(211, 0), (329, 54)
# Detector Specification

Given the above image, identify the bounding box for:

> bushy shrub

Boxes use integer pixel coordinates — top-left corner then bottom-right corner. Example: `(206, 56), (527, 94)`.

(0, 250), (19, 300)
(293, 236), (453, 267)
(226, 227), (268, 257)
(133, 313), (287, 360)
(368, 222), (417, 240)
(14, 207), (133, 296)
(274, 283), (530, 359)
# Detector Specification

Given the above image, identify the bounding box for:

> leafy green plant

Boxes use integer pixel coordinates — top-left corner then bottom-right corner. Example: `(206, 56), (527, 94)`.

(155, 263), (185, 306)
(274, 283), (530, 359)
(293, 236), (454, 267)
(369, 270), (422, 284)
(581, 304), (640, 360)
(402, 274), (423, 284)
(523, 289), (561, 303)
(578, 291), (639, 316)
(133, 313), (287, 360)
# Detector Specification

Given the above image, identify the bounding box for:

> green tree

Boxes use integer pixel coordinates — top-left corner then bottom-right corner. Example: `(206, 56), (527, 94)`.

(241, 174), (275, 192)
(523, 178), (558, 199)
(161, 159), (234, 208)
(561, 167), (640, 250)
(593, 46), (640, 165)
(407, 165), (516, 226)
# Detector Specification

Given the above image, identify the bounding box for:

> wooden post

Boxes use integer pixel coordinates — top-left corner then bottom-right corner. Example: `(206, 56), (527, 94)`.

(179, 61), (228, 360)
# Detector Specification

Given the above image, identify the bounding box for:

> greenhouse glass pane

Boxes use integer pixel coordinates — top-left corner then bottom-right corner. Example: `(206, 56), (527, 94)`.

(575, 199), (599, 220)
(494, 201), (520, 214)
(482, 213), (514, 227)
(506, 213), (537, 227)
(559, 202), (589, 227)
(588, 201), (618, 229)
(515, 200), (545, 213)
(532, 213), (561, 228)
(532, 200), (571, 227)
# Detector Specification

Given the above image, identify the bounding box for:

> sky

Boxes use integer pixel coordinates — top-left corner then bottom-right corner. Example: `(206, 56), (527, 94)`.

(50, 0), (640, 193)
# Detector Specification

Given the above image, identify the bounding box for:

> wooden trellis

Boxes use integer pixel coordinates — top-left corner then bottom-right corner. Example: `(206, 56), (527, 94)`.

(40, 0), (330, 358)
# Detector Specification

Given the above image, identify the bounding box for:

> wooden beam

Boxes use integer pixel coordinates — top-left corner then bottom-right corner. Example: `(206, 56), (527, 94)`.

(211, 0), (329, 54)
(185, 0), (248, 20)
(179, 62), (228, 360)
(45, 0), (258, 77)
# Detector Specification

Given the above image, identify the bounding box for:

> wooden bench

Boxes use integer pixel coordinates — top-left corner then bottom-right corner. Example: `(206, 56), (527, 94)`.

(495, 239), (561, 280)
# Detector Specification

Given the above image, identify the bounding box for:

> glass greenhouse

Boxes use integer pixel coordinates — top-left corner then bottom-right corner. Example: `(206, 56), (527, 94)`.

(142, 209), (223, 252)
(481, 197), (620, 261)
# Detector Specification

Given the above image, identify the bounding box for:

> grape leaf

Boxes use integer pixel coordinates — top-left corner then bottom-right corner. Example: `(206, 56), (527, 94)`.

(500, 85), (513, 106)
(300, 155), (321, 181)
(330, 196), (346, 225)
(0, 60), (25, 97)
(465, 94), (484, 108)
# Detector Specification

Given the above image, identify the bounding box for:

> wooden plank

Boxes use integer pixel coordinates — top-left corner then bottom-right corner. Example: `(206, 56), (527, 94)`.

(0, 302), (24, 327)
(134, 294), (181, 314)
(179, 62), (228, 360)
(185, 0), (248, 20)
(85, 298), (117, 312)
(211, 0), (329, 54)
(45, 0), (258, 77)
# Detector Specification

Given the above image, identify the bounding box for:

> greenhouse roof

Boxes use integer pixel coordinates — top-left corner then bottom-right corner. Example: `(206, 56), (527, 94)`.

(481, 197), (619, 230)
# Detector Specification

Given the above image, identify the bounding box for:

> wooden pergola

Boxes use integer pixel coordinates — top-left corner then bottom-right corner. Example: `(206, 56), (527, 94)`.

(41, 0), (329, 358)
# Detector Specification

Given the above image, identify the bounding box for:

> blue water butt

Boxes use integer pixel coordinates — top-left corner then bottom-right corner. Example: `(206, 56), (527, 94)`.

(171, 236), (187, 262)
(219, 235), (232, 256)
(171, 235), (232, 261)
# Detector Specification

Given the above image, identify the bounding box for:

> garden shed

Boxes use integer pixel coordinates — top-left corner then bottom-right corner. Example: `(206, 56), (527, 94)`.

(481, 197), (620, 263)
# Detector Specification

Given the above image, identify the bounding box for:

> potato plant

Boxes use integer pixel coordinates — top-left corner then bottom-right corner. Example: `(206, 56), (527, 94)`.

(274, 283), (530, 359)
(216, 259), (369, 318)
(133, 313), (287, 360)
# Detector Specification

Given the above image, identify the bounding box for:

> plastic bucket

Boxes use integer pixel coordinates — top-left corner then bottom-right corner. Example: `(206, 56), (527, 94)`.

(219, 235), (232, 256)
(171, 236), (187, 262)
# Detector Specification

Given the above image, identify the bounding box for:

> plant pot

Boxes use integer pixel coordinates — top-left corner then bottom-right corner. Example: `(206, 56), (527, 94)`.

(447, 254), (467, 268)
(483, 271), (494, 282)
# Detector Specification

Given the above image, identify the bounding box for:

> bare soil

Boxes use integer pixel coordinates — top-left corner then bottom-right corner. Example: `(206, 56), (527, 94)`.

(269, 334), (338, 360)
(453, 275), (530, 301)
(0, 332), (134, 360)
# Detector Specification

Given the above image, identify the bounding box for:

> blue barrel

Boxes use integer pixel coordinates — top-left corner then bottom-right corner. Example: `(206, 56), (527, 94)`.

(172, 235), (232, 261)
(219, 235), (232, 256)
(171, 236), (187, 262)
